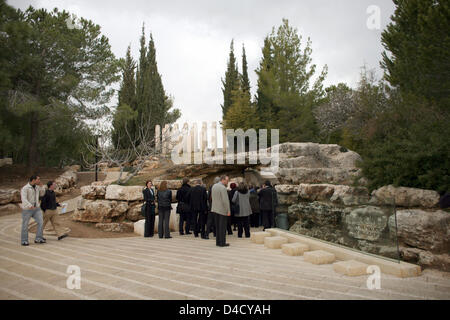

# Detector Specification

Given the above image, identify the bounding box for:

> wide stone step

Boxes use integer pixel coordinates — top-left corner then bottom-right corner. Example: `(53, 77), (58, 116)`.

(264, 236), (288, 249)
(333, 260), (369, 276)
(250, 231), (272, 244)
(281, 242), (309, 256)
(304, 250), (336, 265)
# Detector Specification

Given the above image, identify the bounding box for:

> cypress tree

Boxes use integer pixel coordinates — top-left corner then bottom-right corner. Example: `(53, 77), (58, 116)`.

(112, 45), (137, 148)
(221, 40), (239, 119)
(241, 44), (251, 99)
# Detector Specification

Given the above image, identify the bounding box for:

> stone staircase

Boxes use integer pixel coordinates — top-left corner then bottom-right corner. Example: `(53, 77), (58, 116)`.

(251, 231), (374, 277)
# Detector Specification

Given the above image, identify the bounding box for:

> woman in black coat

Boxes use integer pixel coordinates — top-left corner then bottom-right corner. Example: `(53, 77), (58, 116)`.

(156, 180), (172, 239)
(143, 180), (156, 237)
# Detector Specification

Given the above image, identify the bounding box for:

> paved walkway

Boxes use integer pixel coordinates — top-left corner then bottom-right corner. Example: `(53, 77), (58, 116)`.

(0, 214), (449, 300)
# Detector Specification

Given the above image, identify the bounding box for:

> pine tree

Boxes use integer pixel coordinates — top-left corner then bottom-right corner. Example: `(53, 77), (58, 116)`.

(255, 19), (327, 142)
(381, 0), (450, 108)
(221, 40), (239, 119)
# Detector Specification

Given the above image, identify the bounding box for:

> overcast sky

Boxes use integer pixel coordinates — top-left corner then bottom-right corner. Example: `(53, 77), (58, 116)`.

(9, 0), (396, 126)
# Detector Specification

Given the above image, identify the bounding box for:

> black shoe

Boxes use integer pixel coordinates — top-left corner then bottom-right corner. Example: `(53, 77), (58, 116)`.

(179, 232), (184, 235)
(238, 235), (242, 238)
(228, 232), (233, 235)
(21, 241), (29, 246)
(203, 236), (209, 240)
(219, 243), (230, 247)
(186, 232), (192, 235)
(194, 233), (199, 238)
(42, 237), (47, 241)
(165, 236), (172, 239)
(159, 236), (164, 239)
(34, 239), (46, 244)
(57, 234), (68, 241)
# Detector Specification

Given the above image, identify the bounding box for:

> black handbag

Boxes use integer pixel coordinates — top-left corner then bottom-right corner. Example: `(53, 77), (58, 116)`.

(140, 203), (146, 216)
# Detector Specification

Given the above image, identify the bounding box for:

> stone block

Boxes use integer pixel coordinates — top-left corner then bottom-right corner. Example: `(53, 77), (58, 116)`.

(264, 236), (288, 249)
(304, 250), (335, 264)
(333, 260), (369, 276)
(250, 231), (272, 244)
(134, 219), (145, 236)
(281, 242), (309, 256)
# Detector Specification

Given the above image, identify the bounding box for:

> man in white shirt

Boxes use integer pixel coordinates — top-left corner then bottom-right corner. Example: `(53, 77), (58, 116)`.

(20, 175), (46, 246)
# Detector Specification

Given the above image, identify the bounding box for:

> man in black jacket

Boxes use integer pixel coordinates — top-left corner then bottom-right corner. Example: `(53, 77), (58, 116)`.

(176, 178), (192, 235)
(189, 181), (208, 238)
(258, 180), (278, 231)
(41, 181), (68, 240)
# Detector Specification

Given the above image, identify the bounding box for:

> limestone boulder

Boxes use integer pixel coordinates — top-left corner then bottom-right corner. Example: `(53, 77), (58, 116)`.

(153, 180), (182, 190)
(288, 201), (343, 227)
(72, 200), (128, 223)
(0, 203), (20, 214)
(389, 209), (450, 252)
(400, 247), (450, 272)
(81, 182), (107, 200)
(298, 183), (370, 206)
(95, 222), (134, 233)
(370, 185), (440, 208)
(345, 206), (388, 241)
(126, 202), (144, 222)
(275, 185), (300, 206)
(0, 158), (13, 167)
(105, 185), (144, 201)
(276, 167), (362, 185)
(0, 189), (21, 205)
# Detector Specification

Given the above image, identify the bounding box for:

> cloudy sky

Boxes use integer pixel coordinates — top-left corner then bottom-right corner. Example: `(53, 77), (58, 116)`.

(10, 0), (396, 126)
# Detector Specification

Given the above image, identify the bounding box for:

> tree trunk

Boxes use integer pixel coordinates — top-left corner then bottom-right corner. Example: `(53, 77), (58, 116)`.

(27, 111), (39, 175)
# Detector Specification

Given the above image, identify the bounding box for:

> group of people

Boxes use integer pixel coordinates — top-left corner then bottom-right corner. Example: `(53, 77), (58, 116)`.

(142, 175), (278, 247)
(20, 175), (68, 246)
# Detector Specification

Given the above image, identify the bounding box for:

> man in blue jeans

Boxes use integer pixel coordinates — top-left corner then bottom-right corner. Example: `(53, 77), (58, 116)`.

(20, 175), (46, 246)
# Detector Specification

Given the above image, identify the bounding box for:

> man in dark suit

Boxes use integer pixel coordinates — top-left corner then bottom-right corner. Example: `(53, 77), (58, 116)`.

(176, 177), (192, 235)
(189, 181), (208, 238)
(258, 180), (278, 231)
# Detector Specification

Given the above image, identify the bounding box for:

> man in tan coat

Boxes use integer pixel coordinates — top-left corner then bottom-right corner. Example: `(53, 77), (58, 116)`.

(211, 175), (230, 247)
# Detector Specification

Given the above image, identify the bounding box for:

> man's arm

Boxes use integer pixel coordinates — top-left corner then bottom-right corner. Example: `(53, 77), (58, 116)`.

(221, 187), (231, 215)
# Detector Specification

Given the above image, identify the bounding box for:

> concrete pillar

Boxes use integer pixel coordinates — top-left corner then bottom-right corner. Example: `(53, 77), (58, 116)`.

(192, 122), (198, 152)
(211, 121), (217, 154)
(201, 121), (207, 152)
(155, 125), (161, 153)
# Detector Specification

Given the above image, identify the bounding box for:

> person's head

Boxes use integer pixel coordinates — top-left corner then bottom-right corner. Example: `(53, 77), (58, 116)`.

(238, 182), (248, 194)
(213, 176), (220, 184)
(47, 181), (55, 190)
(29, 175), (40, 185)
(230, 183), (237, 190)
(264, 180), (272, 188)
(182, 177), (190, 185)
(145, 180), (153, 189)
(159, 180), (168, 191)
(220, 175), (229, 186)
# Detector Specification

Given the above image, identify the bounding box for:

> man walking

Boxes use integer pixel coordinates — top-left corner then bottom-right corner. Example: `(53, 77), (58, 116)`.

(211, 175), (231, 247)
(258, 180), (278, 231)
(20, 175), (46, 246)
(41, 181), (68, 241)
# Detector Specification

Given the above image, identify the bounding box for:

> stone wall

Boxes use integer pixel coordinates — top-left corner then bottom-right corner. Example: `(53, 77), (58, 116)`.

(74, 180), (192, 232)
(275, 154), (448, 271)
